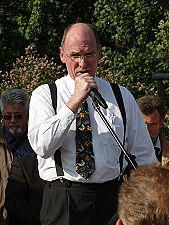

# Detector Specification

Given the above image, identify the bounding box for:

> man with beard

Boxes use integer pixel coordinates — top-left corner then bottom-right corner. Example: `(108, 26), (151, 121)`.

(0, 89), (33, 224)
(137, 95), (169, 166)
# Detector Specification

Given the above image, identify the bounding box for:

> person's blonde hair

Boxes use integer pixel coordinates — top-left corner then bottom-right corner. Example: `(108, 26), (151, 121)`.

(118, 165), (169, 225)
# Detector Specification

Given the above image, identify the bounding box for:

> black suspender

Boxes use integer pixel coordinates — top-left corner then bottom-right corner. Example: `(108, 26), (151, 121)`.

(48, 83), (64, 176)
(48, 82), (128, 177)
(110, 83), (126, 175)
(110, 83), (126, 140)
(48, 83), (57, 114)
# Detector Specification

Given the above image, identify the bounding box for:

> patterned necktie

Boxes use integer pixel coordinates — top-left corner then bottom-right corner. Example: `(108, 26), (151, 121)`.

(154, 147), (162, 162)
(76, 101), (95, 179)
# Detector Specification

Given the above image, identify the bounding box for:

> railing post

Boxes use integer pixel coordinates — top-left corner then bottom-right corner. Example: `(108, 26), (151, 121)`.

(152, 73), (169, 98)
(152, 73), (169, 137)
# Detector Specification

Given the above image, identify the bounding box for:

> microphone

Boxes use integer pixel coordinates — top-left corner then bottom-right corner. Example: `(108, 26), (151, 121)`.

(89, 89), (108, 109)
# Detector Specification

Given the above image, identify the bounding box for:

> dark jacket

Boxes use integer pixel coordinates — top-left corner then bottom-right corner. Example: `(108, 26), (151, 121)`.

(5, 153), (46, 225)
(161, 136), (169, 167)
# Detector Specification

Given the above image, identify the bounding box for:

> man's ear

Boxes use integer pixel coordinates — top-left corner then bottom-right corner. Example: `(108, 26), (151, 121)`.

(60, 47), (66, 64)
(116, 218), (124, 225)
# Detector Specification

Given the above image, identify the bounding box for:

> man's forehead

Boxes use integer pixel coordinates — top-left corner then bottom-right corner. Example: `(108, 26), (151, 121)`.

(3, 103), (26, 112)
(68, 23), (92, 34)
(65, 24), (96, 44)
(142, 111), (161, 122)
(64, 34), (97, 53)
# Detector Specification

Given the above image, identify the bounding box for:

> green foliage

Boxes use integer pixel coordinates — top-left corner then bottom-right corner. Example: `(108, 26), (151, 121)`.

(97, 51), (155, 99)
(0, 46), (66, 95)
(0, 45), (168, 139)
(0, 45), (155, 98)
(93, 0), (169, 85)
(155, 12), (169, 68)
(0, 1), (27, 72)
(0, 0), (168, 137)
(152, 12), (169, 96)
(0, 0), (95, 72)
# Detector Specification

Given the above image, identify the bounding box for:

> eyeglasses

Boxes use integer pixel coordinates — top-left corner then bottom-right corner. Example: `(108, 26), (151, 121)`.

(63, 50), (98, 63)
(3, 114), (23, 120)
(145, 122), (160, 129)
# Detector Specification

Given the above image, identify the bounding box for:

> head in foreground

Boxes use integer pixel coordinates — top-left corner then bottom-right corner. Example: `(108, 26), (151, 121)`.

(117, 164), (169, 225)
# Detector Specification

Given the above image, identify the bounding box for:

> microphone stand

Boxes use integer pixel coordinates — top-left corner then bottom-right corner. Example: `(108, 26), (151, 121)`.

(92, 100), (137, 170)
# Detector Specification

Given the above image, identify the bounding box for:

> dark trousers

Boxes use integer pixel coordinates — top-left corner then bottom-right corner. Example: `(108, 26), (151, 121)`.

(40, 178), (120, 225)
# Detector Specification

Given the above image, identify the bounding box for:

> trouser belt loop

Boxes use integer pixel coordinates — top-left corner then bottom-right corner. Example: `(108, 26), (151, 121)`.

(59, 178), (72, 188)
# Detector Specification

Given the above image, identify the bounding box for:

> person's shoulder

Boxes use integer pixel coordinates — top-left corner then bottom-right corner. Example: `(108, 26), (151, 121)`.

(110, 82), (134, 99)
(161, 136), (169, 147)
(32, 76), (68, 95)
(96, 78), (134, 101)
(12, 152), (37, 166)
(161, 136), (169, 167)
(0, 126), (4, 143)
(97, 78), (131, 93)
(32, 83), (51, 95)
(118, 84), (133, 96)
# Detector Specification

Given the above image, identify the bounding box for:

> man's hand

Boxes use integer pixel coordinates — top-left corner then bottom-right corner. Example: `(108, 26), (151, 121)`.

(67, 73), (97, 113)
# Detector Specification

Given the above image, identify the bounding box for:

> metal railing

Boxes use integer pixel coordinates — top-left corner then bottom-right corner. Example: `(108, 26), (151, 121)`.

(152, 73), (169, 98)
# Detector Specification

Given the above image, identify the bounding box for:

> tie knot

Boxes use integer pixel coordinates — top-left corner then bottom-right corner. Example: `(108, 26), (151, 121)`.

(80, 101), (88, 111)
(154, 147), (160, 154)
(154, 147), (162, 162)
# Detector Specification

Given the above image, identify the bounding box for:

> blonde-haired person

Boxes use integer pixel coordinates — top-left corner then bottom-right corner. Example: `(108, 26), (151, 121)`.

(117, 165), (169, 225)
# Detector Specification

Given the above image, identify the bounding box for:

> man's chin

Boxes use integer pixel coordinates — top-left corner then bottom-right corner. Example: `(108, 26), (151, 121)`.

(9, 127), (23, 136)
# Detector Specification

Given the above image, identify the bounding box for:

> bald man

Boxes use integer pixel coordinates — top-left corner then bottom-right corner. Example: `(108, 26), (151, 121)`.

(28, 23), (156, 225)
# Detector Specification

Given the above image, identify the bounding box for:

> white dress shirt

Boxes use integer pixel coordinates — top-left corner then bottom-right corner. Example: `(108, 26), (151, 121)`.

(28, 75), (157, 183)
(154, 136), (161, 150)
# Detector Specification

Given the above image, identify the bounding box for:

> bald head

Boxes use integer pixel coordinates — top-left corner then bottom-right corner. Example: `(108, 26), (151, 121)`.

(61, 23), (100, 50)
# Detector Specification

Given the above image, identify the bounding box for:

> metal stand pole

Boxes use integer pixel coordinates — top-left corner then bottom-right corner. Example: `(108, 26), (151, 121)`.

(92, 101), (137, 170)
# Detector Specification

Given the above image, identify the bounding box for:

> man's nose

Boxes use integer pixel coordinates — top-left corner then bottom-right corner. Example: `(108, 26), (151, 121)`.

(78, 57), (88, 67)
(10, 115), (18, 122)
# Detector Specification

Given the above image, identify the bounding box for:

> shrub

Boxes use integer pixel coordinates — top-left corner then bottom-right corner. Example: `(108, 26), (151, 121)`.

(1, 45), (156, 98)
(154, 12), (169, 97)
(1, 45), (168, 139)
(97, 51), (155, 99)
(0, 46), (66, 95)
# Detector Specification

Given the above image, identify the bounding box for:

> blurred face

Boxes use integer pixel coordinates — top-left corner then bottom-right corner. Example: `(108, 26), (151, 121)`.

(2, 104), (28, 138)
(142, 110), (163, 143)
(60, 23), (100, 79)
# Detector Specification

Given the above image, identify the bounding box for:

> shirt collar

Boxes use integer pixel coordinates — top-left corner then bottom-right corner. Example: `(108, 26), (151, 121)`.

(66, 74), (75, 96)
(154, 136), (161, 149)
(3, 127), (16, 144)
